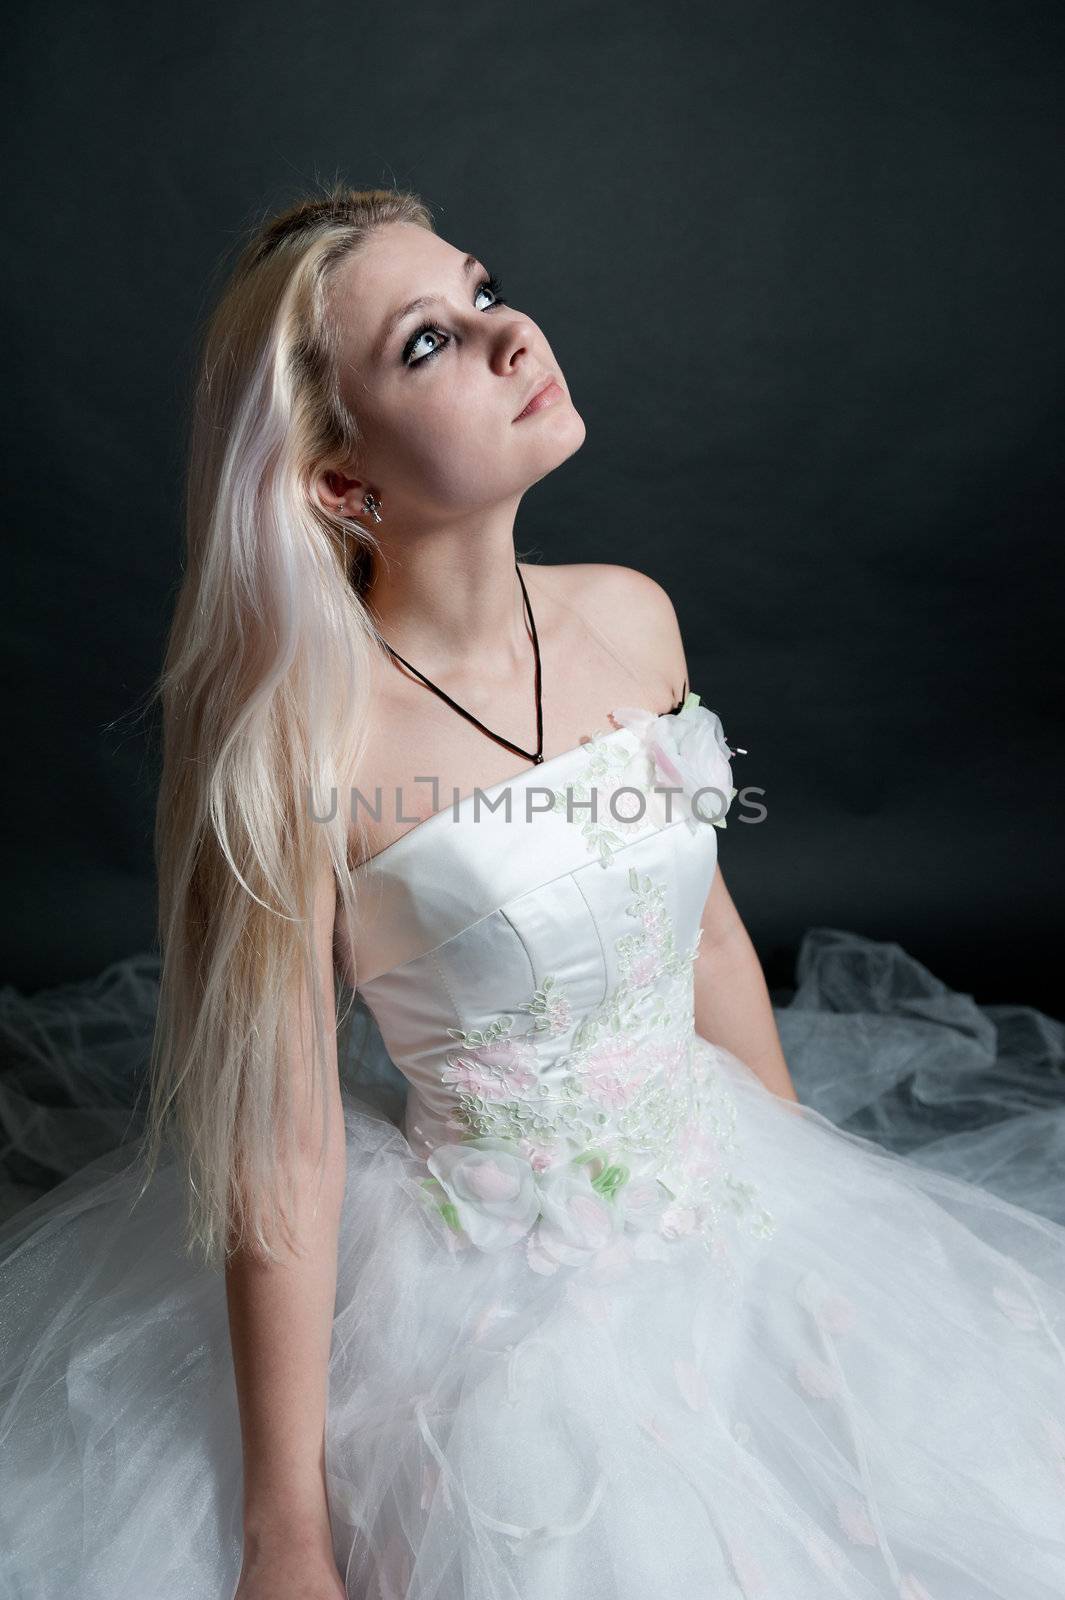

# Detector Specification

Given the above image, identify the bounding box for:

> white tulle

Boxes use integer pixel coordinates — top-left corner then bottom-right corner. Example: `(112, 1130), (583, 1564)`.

(1, 933), (1064, 1597)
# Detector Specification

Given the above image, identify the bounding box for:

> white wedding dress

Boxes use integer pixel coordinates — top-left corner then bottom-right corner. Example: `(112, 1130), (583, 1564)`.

(1, 694), (1063, 1599)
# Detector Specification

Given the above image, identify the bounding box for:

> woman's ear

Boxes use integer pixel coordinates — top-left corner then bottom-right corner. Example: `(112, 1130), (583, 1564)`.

(314, 465), (368, 519)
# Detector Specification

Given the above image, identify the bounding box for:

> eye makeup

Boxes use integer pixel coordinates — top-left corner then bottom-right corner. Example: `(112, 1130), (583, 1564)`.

(401, 273), (508, 368)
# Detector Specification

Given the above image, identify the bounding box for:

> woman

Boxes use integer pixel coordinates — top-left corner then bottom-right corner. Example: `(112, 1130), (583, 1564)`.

(1, 186), (1063, 1600)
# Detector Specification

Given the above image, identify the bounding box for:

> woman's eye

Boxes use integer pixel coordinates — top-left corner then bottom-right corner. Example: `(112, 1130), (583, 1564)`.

(404, 274), (507, 367)
(473, 274), (505, 311)
(405, 326), (444, 365)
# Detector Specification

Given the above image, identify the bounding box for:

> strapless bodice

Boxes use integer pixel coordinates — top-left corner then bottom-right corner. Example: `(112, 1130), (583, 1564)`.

(338, 695), (764, 1262)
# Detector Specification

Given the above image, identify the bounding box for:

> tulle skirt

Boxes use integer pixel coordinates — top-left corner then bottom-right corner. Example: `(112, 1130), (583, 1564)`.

(1, 929), (1064, 1598)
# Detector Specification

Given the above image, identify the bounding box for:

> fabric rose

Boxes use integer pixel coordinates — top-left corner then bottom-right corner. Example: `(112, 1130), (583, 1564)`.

(616, 1172), (675, 1234)
(525, 1158), (625, 1272)
(426, 1136), (541, 1251)
(426, 1133), (692, 1268)
(612, 693), (737, 830)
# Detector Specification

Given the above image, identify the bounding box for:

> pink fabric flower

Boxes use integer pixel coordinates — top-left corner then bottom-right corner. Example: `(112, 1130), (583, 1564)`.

(836, 1494), (879, 1546)
(795, 1355), (839, 1399)
(426, 1137), (541, 1251)
(726, 1538), (769, 1596)
(619, 1173), (673, 1233)
(529, 1161), (623, 1268)
(819, 1293), (857, 1336)
(796, 1270), (857, 1336)
(659, 1202), (698, 1239)
(517, 1139), (557, 1174)
(611, 696), (737, 829)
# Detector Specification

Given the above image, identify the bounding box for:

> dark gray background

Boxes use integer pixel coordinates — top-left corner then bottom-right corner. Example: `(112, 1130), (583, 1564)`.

(4, 0), (1063, 1013)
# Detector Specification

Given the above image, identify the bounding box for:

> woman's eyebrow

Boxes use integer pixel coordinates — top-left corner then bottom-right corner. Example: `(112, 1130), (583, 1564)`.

(373, 254), (481, 361)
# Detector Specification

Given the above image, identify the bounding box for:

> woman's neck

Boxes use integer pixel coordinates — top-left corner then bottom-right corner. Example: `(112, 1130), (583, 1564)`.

(363, 532), (531, 674)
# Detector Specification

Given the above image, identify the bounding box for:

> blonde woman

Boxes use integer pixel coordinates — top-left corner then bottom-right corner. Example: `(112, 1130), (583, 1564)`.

(1, 186), (1064, 1599)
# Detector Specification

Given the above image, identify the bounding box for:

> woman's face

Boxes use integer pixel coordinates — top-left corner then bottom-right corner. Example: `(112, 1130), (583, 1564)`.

(326, 222), (585, 524)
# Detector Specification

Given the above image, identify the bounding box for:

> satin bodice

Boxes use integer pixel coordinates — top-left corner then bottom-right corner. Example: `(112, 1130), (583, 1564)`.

(340, 701), (735, 1175)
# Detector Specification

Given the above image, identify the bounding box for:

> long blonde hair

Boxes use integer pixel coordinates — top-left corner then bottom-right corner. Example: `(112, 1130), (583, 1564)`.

(133, 185), (434, 1268)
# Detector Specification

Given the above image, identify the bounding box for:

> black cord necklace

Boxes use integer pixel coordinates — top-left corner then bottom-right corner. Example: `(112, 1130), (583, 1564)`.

(376, 560), (546, 765)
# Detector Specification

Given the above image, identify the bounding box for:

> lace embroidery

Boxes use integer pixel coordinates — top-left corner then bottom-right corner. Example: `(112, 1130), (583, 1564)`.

(545, 730), (656, 867)
(544, 695), (740, 868)
(418, 867), (776, 1271)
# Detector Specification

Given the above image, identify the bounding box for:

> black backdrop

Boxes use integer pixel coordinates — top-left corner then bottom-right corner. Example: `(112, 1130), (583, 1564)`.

(4, 0), (1063, 1014)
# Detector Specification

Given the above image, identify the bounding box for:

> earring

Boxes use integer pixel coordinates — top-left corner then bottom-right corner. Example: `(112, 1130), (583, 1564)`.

(362, 491), (382, 524)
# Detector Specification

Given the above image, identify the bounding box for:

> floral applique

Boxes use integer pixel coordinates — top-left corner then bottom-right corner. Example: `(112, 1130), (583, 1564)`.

(611, 690), (740, 835)
(544, 727), (654, 867)
(835, 1493), (879, 1547)
(418, 867), (776, 1272)
(991, 1273), (1065, 1366)
(796, 1270), (858, 1336)
(546, 692), (742, 868)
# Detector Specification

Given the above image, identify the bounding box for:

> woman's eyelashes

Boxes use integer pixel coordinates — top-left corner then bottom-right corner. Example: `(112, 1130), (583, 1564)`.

(402, 274), (507, 367)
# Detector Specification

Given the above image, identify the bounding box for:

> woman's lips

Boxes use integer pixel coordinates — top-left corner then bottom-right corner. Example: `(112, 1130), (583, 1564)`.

(513, 380), (564, 421)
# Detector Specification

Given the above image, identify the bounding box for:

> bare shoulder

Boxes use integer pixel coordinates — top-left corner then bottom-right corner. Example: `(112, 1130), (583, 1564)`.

(525, 561), (689, 702)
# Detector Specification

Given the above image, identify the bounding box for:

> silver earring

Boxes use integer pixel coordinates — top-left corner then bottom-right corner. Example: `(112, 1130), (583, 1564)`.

(363, 491), (382, 524)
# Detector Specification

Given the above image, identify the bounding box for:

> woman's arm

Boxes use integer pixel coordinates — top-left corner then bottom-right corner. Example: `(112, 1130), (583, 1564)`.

(694, 867), (799, 1103)
(226, 855), (348, 1589)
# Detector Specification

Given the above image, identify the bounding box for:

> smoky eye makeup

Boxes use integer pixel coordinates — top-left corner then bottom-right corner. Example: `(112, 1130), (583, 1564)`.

(400, 272), (508, 368)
